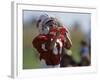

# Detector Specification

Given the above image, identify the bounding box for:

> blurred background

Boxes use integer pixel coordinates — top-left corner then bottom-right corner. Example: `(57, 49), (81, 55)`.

(23, 10), (91, 69)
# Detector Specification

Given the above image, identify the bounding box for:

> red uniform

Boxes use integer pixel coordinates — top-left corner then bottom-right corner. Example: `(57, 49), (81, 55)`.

(32, 27), (68, 66)
(49, 27), (69, 49)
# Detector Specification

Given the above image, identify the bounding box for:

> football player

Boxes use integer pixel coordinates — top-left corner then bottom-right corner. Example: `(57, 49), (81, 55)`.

(79, 40), (90, 66)
(32, 14), (72, 68)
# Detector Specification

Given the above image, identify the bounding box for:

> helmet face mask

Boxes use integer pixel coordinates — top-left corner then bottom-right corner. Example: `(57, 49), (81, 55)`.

(37, 14), (58, 34)
(42, 26), (50, 34)
(37, 21), (51, 34)
(37, 22), (51, 34)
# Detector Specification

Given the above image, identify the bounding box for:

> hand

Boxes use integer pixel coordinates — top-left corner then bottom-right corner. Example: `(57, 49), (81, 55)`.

(56, 31), (60, 38)
(56, 27), (61, 38)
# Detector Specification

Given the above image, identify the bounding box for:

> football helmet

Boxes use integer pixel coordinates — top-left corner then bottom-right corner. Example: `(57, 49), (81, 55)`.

(37, 14), (58, 34)
(36, 14), (50, 34)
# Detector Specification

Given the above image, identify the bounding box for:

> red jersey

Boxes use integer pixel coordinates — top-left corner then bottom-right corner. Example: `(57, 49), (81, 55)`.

(32, 34), (66, 65)
(49, 27), (69, 49)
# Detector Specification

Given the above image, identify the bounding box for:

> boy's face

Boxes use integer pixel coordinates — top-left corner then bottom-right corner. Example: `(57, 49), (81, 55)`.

(45, 20), (57, 29)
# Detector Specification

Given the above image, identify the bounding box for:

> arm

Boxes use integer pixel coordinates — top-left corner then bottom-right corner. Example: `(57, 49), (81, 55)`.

(49, 31), (60, 50)
(64, 32), (72, 49)
(32, 37), (48, 61)
(32, 37), (46, 53)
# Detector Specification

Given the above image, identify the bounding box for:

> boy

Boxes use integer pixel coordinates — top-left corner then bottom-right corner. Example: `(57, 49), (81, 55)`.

(32, 14), (72, 68)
